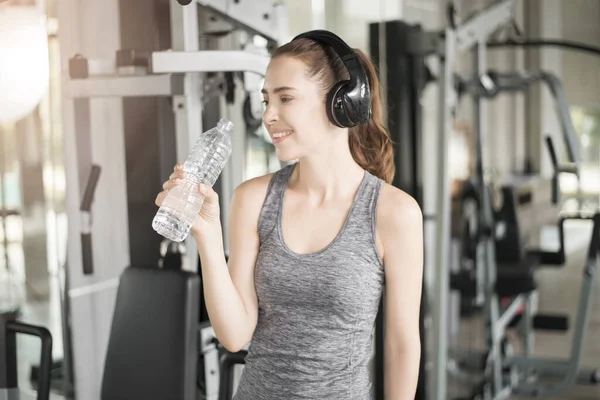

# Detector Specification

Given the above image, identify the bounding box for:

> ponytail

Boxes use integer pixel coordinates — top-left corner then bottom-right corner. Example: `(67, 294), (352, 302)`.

(272, 39), (395, 184)
(348, 49), (395, 184)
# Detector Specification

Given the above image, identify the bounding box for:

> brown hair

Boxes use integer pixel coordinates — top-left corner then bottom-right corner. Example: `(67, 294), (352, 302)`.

(272, 38), (395, 184)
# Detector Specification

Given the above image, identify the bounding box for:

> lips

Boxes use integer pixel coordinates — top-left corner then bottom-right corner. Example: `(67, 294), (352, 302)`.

(270, 129), (294, 144)
(272, 130), (293, 139)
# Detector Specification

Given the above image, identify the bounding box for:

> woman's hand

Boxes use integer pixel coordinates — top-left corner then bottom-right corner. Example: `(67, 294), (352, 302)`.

(155, 164), (222, 238)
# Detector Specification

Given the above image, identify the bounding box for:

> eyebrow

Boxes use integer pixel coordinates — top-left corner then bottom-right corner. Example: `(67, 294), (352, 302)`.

(261, 86), (297, 94)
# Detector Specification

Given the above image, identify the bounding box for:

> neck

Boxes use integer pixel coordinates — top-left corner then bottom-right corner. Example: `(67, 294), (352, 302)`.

(289, 133), (365, 203)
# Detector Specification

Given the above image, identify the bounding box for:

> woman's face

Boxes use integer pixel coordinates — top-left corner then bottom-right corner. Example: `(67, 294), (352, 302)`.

(261, 55), (335, 162)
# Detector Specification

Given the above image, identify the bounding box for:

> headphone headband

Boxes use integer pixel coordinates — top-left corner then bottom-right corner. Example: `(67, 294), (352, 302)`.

(292, 30), (356, 61)
(290, 30), (372, 128)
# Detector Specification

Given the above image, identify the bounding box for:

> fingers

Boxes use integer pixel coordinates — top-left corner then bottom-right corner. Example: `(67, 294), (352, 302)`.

(168, 165), (185, 181)
(157, 165), (220, 210)
(157, 164), (184, 206)
(155, 190), (167, 207)
(162, 164), (185, 191)
(198, 183), (219, 204)
(162, 177), (183, 191)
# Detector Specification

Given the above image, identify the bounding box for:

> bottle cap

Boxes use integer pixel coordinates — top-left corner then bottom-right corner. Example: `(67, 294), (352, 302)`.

(217, 118), (234, 133)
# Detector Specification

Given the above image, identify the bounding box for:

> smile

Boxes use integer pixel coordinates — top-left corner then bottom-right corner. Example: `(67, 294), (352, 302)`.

(272, 130), (293, 138)
(271, 130), (294, 144)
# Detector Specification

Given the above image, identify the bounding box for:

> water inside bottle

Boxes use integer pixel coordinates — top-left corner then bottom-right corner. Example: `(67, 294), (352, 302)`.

(153, 117), (233, 241)
(152, 179), (205, 242)
(185, 138), (232, 186)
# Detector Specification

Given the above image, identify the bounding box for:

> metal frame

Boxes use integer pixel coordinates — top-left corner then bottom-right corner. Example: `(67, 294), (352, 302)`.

(431, 22), (456, 400)
(199, 322), (250, 400)
(434, 2), (518, 399)
(450, 213), (600, 398)
(367, 1), (520, 396)
(371, 2), (597, 400)
(151, 50), (270, 75)
(64, 13), (276, 275)
(199, 323), (221, 400)
(57, 1), (287, 398)
(65, 75), (185, 98)
(0, 311), (53, 400)
(460, 70), (583, 167)
(183, 0), (289, 45)
(506, 212), (600, 397)
(453, 0), (517, 52)
(438, 2), (599, 400)
(367, 20), (440, 400)
(368, 4), (518, 399)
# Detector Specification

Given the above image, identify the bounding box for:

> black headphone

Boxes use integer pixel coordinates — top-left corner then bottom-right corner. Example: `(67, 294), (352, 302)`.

(292, 30), (372, 128)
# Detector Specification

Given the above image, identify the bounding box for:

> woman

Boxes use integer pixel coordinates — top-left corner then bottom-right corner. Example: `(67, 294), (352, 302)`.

(156, 30), (423, 400)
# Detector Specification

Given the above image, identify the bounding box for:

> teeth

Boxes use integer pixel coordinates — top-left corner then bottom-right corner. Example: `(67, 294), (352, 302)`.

(273, 130), (293, 138)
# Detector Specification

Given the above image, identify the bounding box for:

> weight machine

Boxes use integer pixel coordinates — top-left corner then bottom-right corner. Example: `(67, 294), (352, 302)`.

(370, 1), (599, 399)
(371, 2), (519, 398)
(55, 1), (287, 398)
(448, 45), (600, 400)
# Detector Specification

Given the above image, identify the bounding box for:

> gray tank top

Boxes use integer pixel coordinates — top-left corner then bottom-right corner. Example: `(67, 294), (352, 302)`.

(233, 163), (385, 400)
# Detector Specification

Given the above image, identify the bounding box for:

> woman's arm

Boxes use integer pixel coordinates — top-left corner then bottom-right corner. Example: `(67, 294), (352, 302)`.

(377, 185), (424, 399)
(194, 174), (272, 352)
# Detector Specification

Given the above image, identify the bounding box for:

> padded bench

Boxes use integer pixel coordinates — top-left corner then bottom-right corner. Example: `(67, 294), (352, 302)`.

(101, 266), (200, 400)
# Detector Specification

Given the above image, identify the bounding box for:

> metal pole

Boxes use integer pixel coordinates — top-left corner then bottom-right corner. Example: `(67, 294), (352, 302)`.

(170, 0), (203, 272)
(431, 27), (455, 400)
(473, 40), (502, 395)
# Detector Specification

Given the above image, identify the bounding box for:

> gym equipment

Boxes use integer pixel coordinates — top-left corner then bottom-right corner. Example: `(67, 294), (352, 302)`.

(97, 262), (246, 400)
(28, 168), (101, 398)
(0, 310), (53, 400)
(449, 158), (600, 394)
(57, 0), (288, 397)
(218, 350), (247, 400)
(457, 70), (583, 168)
(451, 212), (600, 399)
(159, 239), (187, 270)
(100, 266), (199, 400)
(175, 0), (288, 45)
(448, 87), (584, 326)
(292, 30), (372, 128)
(197, 255), (250, 400)
(492, 177), (560, 266)
(370, 1), (599, 399)
(445, 4), (600, 396)
(441, 2), (599, 398)
(370, 1), (520, 398)
(368, 19), (437, 399)
(488, 37), (600, 58)
(545, 135), (580, 206)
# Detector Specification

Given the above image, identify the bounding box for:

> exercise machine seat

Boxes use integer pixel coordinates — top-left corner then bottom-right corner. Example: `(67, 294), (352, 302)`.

(451, 252), (538, 298)
(496, 262), (537, 297)
(101, 266), (200, 400)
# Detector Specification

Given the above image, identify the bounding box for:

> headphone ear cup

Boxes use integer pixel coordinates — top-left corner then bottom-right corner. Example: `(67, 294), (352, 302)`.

(326, 81), (352, 128)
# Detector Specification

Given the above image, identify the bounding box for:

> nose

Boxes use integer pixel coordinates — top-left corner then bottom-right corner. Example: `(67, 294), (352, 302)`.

(262, 103), (278, 126)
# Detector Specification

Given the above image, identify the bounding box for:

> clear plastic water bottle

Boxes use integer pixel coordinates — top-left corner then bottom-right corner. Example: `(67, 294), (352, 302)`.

(152, 118), (234, 242)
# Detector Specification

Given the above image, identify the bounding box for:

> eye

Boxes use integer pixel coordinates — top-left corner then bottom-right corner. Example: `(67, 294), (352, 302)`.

(281, 97), (293, 103)
(261, 99), (268, 105)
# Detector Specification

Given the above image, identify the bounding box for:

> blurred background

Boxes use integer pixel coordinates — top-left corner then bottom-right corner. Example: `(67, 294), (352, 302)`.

(0, 0), (599, 399)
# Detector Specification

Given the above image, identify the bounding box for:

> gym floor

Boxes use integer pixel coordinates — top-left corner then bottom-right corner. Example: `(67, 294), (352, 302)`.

(5, 218), (600, 399)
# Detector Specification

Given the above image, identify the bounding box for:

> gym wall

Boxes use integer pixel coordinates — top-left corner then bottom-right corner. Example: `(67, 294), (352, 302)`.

(562, 0), (600, 109)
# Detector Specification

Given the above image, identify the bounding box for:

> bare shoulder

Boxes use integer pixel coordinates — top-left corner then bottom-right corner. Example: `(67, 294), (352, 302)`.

(230, 172), (277, 224)
(377, 182), (423, 224)
(234, 172), (275, 199)
(375, 182), (423, 258)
